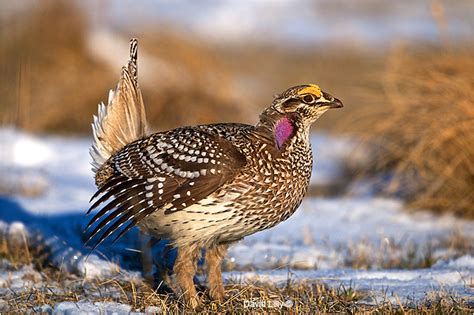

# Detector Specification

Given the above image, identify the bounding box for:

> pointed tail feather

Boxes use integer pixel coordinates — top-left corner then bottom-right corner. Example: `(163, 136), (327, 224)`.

(90, 38), (148, 173)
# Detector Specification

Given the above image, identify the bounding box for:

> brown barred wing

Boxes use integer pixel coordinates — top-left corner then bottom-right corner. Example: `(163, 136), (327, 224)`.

(85, 127), (246, 249)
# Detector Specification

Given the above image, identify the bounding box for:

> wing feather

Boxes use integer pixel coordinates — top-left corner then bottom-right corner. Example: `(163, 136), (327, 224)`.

(85, 127), (246, 247)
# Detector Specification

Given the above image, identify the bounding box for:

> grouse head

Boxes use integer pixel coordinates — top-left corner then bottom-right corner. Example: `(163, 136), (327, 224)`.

(258, 84), (343, 150)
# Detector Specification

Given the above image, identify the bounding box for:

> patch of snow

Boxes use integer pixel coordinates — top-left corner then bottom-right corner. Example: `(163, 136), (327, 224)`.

(0, 128), (52, 168)
(0, 220), (139, 284)
(229, 241), (344, 270)
(0, 263), (42, 292)
(6, 221), (29, 245)
(54, 301), (132, 315)
(0, 127), (95, 215)
(145, 306), (164, 314)
(433, 255), (474, 269)
(32, 304), (53, 314)
(228, 197), (474, 270)
(225, 265), (473, 304)
(76, 254), (121, 279)
(310, 134), (361, 186)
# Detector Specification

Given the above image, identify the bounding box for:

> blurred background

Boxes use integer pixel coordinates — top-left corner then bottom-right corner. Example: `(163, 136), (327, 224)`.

(0, 3), (473, 307)
(0, 0), (473, 217)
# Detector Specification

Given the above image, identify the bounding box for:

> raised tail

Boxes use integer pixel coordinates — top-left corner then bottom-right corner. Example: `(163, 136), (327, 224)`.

(90, 39), (148, 174)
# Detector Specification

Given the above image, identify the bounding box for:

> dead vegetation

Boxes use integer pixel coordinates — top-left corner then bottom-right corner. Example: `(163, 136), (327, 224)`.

(0, 1), (246, 134)
(1, 226), (473, 313)
(356, 46), (474, 218)
(0, 235), (365, 313)
(344, 231), (474, 270)
(0, 1), (113, 133)
(3, 260), (472, 314)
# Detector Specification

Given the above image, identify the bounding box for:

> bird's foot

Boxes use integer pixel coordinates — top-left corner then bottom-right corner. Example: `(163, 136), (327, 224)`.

(187, 294), (202, 310)
(209, 286), (227, 303)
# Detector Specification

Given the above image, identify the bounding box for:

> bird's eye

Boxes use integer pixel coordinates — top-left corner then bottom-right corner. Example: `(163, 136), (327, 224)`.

(302, 94), (316, 104)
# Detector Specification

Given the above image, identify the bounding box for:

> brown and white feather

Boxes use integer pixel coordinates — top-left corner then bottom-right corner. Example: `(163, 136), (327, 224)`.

(90, 39), (148, 173)
(86, 42), (343, 254)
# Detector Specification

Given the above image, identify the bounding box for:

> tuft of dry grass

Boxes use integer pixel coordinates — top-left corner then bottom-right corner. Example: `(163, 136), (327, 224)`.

(358, 46), (474, 218)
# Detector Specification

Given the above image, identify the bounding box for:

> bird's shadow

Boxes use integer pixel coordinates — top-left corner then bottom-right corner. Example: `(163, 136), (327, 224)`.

(0, 196), (191, 293)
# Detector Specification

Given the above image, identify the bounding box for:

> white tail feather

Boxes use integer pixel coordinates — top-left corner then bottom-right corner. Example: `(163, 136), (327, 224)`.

(90, 39), (148, 173)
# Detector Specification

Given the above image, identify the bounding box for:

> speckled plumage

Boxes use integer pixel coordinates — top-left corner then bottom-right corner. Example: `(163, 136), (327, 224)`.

(85, 40), (343, 307)
(86, 99), (339, 249)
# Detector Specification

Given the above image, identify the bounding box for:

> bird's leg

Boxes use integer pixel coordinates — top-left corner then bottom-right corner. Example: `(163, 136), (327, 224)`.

(174, 245), (201, 308)
(205, 243), (228, 302)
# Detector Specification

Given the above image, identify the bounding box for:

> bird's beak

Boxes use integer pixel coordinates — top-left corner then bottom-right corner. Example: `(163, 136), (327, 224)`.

(327, 97), (343, 109)
(319, 92), (343, 109)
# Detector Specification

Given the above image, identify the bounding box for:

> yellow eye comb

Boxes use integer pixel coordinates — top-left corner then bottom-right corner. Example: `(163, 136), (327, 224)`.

(297, 84), (321, 98)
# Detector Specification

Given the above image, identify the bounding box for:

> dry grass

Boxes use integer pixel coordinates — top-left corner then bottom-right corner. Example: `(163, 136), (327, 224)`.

(343, 231), (474, 270)
(356, 46), (474, 218)
(0, 1), (246, 134)
(3, 263), (472, 314)
(1, 230), (473, 313)
(3, 277), (364, 313)
(0, 1), (113, 133)
(0, 235), (364, 313)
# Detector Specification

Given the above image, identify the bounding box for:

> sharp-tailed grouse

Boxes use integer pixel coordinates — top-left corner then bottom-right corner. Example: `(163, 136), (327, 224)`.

(86, 39), (343, 307)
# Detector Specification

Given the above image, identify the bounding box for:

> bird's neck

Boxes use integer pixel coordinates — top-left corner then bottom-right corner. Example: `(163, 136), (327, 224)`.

(255, 109), (310, 151)
(274, 117), (294, 150)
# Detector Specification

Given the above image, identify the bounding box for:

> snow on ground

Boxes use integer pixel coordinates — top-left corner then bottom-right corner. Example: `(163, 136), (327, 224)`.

(228, 197), (474, 270)
(225, 255), (474, 305)
(0, 128), (95, 215)
(0, 128), (473, 305)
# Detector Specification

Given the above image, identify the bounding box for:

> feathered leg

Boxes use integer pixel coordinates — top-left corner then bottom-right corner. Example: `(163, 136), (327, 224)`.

(205, 244), (228, 301)
(174, 245), (201, 308)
